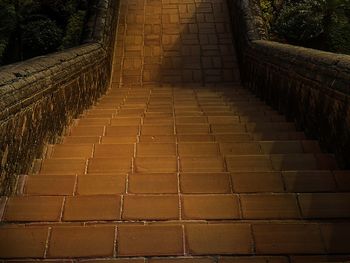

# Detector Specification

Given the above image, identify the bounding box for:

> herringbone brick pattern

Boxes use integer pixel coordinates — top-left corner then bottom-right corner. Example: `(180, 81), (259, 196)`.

(1, 0), (350, 262)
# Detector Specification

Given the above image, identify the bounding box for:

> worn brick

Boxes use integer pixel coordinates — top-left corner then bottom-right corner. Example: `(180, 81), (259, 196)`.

(77, 174), (126, 194)
(0, 227), (48, 258)
(253, 223), (325, 254)
(240, 194), (300, 219)
(182, 194), (240, 219)
(63, 195), (121, 221)
(178, 142), (219, 156)
(135, 157), (177, 173)
(186, 224), (252, 254)
(88, 158), (132, 173)
(180, 157), (225, 172)
(282, 171), (337, 192)
(122, 195), (179, 220)
(24, 175), (76, 196)
(220, 142), (261, 155)
(3, 196), (63, 222)
(50, 144), (94, 158)
(231, 172), (284, 193)
(128, 173), (178, 193)
(40, 159), (87, 174)
(94, 144), (135, 157)
(298, 193), (350, 218)
(137, 143), (176, 156)
(118, 225), (184, 256)
(226, 156), (272, 171)
(48, 226), (115, 257)
(180, 172), (231, 193)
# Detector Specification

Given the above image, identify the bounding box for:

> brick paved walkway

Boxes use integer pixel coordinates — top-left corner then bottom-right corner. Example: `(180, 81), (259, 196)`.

(1, 0), (350, 262)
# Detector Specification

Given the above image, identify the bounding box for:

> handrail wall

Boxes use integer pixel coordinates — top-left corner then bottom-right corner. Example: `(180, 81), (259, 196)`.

(0, 0), (120, 195)
(227, 0), (350, 168)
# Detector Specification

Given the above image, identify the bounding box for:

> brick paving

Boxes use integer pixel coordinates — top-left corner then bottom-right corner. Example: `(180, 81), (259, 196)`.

(1, 0), (350, 261)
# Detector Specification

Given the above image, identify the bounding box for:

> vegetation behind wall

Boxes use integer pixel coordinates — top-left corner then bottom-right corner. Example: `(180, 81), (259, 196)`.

(0, 0), (97, 65)
(259, 0), (350, 55)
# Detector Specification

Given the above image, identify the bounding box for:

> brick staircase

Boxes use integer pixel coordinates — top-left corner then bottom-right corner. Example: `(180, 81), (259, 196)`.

(1, 0), (350, 262)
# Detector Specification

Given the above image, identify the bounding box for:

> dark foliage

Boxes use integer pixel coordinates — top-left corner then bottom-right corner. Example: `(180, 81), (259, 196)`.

(0, 0), (89, 65)
(260, 0), (350, 55)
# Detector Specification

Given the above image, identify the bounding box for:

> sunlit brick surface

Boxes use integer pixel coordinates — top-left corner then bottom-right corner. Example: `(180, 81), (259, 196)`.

(1, 0), (349, 261)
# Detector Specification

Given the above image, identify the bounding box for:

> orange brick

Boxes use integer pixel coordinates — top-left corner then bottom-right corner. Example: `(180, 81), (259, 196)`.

(88, 158), (132, 173)
(63, 195), (121, 221)
(176, 116), (208, 124)
(177, 134), (214, 142)
(186, 224), (252, 254)
(94, 144), (135, 157)
(226, 156), (272, 171)
(63, 136), (100, 144)
(24, 175), (76, 195)
(207, 116), (239, 124)
(231, 172), (284, 193)
(142, 125), (175, 135)
(214, 133), (252, 142)
(134, 157), (177, 173)
(253, 223), (325, 254)
(180, 157), (225, 172)
(219, 142), (261, 155)
(137, 143), (176, 156)
(270, 154), (317, 170)
(77, 174), (126, 194)
(118, 225), (184, 256)
(78, 118), (110, 126)
(3, 196), (63, 222)
(48, 226), (115, 257)
(182, 195), (240, 219)
(0, 227), (48, 258)
(101, 136), (138, 144)
(210, 124), (246, 133)
(50, 144), (93, 158)
(180, 173), (231, 193)
(128, 173), (178, 193)
(111, 117), (142, 126)
(122, 195), (179, 220)
(40, 159), (87, 174)
(240, 194), (300, 219)
(298, 193), (350, 218)
(178, 143), (219, 156)
(176, 124), (210, 134)
(70, 126), (104, 136)
(282, 171), (337, 192)
(139, 135), (176, 143)
(259, 141), (303, 154)
(106, 126), (140, 136)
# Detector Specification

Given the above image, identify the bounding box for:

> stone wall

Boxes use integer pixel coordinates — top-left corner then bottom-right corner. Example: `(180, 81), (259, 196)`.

(0, 0), (120, 195)
(227, 0), (350, 168)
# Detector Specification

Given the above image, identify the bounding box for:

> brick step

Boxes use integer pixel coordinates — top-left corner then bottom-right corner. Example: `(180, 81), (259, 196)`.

(48, 140), (321, 159)
(0, 223), (349, 258)
(3, 193), (350, 222)
(37, 153), (336, 174)
(20, 171), (350, 196)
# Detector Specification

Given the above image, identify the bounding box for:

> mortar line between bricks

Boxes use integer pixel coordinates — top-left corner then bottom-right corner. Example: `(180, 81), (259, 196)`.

(114, 225), (118, 257)
(72, 174), (78, 196)
(43, 226), (52, 258)
(119, 195), (124, 220)
(59, 197), (66, 222)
